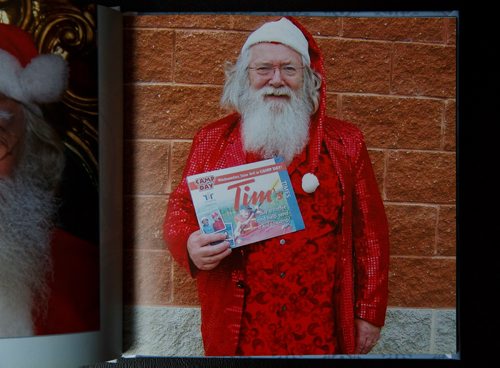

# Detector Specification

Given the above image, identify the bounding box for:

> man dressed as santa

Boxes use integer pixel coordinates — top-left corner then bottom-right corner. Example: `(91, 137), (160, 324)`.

(164, 17), (390, 356)
(0, 23), (99, 338)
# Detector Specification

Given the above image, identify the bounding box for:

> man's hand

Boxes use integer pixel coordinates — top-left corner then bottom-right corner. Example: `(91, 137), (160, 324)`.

(187, 230), (232, 271)
(354, 318), (381, 354)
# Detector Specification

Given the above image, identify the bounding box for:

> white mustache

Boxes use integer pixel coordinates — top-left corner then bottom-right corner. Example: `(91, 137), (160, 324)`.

(259, 87), (293, 98)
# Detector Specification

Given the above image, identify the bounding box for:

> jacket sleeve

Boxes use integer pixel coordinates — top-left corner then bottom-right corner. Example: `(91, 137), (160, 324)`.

(163, 130), (207, 277)
(351, 134), (390, 327)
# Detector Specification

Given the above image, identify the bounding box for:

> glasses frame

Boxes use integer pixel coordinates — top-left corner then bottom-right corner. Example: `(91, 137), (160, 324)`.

(247, 64), (305, 78)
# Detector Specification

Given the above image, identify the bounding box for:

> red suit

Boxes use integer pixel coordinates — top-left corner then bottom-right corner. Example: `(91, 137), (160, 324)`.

(164, 17), (389, 355)
(34, 228), (100, 335)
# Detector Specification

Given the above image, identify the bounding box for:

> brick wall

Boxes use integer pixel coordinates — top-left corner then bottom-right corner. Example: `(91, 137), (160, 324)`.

(123, 14), (456, 341)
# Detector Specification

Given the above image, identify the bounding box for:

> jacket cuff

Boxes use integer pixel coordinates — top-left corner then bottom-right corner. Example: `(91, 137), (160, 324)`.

(355, 302), (387, 327)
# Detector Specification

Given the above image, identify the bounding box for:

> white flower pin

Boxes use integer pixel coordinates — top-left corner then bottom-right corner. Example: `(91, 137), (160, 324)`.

(301, 173), (320, 193)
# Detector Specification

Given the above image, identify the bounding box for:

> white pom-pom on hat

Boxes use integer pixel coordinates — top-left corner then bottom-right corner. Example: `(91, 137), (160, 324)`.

(21, 54), (68, 104)
(242, 17), (310, 65)
(302, 173), (320, 194)
(0, 23), (68, 105)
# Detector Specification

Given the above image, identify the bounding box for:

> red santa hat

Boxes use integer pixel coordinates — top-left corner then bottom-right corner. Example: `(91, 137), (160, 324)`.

(241, 17), (311, 65)
(0, 23), (68, 105)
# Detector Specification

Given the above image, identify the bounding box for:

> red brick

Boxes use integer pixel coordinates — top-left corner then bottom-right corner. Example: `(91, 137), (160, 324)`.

(124, 140), (170, 195)
(226, 15), (283, 31)
(389, 256), (456, 307)
(227, 15), (340, 35)
(123, 14), (279, 32)
(392, 43), (456, 98)
(295, 16), (341, 37)
(172, 263), (199, 306)
(325, 92), (339, 118)
(124, 14), (235, 29)
(124, 195), (168, 250)
(343, 18), (446, 43)
(386, 151), (456, 203)
(437, 206), (456, 256)
(124, 249), (172, 305)
(367, 149), (385, 196)
(123, 29), (174, 83)
(123, 14), (339, 35)
(317, 38), (392, 94)
(171, 141), (193, 192)
(386, 204), (437, 256)
(124, 85), (225, 139)
(443, 100), (456, 151)
(446, 18), (457, 45)
(175, 30), (247, 85)
(342, 95), (442, 150)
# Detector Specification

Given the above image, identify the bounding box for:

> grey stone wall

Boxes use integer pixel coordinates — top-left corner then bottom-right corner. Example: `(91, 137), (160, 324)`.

(123, 306), (456, 357)
(371, 308), (456, 355)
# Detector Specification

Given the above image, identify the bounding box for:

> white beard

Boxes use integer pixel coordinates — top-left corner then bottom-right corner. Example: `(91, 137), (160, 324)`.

(240, 85), (312, 163)
(0, 175), (55, 338)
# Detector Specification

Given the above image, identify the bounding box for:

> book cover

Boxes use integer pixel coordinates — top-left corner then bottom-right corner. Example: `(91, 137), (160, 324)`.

(187, 157), (305, 248)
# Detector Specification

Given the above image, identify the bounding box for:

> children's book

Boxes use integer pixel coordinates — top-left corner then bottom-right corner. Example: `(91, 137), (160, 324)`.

(187, 157), (305, 248)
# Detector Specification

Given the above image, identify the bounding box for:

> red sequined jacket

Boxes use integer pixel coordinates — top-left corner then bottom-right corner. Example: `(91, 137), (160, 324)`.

(164, 112), (389, 355)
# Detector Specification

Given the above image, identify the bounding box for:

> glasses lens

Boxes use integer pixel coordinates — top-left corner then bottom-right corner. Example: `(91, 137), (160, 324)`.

(281, 66), (298, 76)
(250, 65), (301, 77)
(255, 66), (272, 76)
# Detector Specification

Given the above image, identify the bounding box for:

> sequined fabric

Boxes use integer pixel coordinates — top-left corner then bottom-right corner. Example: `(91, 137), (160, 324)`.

(163, 16), (389, 356)
(237, 146), (342, 355)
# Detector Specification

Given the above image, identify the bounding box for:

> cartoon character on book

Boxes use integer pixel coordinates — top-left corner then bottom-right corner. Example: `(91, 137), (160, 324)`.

(0, 24), (99, 337)
(233, 205), (263, 243)
(164, 17), (389, 356)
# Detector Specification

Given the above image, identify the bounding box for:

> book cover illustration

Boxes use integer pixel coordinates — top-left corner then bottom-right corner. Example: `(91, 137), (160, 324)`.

(187, 157), (305, 248)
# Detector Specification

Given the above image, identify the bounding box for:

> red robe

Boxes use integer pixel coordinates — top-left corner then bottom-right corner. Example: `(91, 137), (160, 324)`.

(164, 16), (389, 355)
(34, 228), (100, 335)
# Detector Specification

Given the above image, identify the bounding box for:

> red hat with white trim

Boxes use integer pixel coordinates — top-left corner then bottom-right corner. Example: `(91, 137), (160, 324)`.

(0, 23), (68, 105)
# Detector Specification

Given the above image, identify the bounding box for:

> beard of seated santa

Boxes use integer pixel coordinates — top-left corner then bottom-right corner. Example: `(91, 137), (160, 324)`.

(0, 165), (55, 338)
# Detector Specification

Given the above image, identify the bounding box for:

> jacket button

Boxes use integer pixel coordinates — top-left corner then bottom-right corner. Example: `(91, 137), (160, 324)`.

(279, 239), (286, 245)
(236, 280), (245, 288)
(280, 272), (286, 278)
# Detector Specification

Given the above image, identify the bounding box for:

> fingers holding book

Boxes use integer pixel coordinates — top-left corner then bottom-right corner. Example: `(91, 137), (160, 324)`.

(187, 230), (232, 271)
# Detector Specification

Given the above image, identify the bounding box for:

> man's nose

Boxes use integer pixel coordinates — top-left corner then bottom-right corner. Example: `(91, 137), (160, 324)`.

(268, 67), (285, 87)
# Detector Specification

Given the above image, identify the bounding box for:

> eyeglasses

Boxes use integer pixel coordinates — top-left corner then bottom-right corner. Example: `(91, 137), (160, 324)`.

(248, 64), (305, 78)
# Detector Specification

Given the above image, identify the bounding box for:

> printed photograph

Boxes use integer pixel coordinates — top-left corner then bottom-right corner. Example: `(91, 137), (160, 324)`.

(123, 13), (457, 358)
(0, 0), (100, 338)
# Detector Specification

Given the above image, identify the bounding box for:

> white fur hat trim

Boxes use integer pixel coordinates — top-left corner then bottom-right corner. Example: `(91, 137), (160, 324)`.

(0, 49), (68, 105)
(242, 17), (310, 65)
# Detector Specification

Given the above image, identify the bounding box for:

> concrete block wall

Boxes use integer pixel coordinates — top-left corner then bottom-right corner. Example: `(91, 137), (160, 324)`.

(122, 14), (457, 356)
